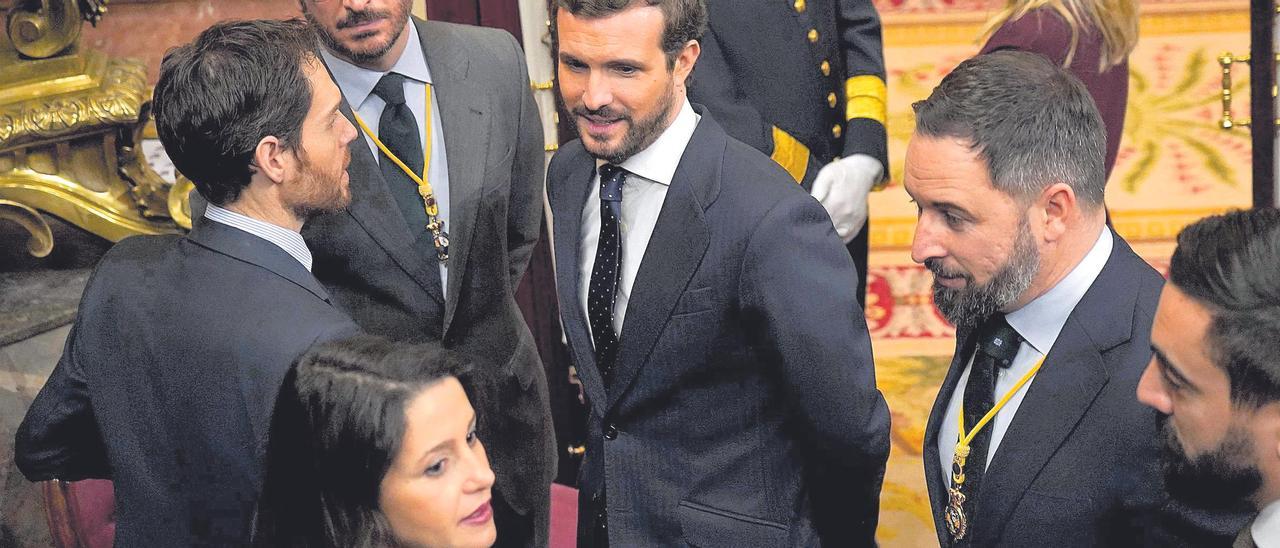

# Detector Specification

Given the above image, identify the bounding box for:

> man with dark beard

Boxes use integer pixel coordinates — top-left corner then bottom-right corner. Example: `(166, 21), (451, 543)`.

(548, 0), (890, 545)
(907, 50), (1247, 546)
(287, 1), (555, 546)
(15, 20), (361, 545)
(1137, 208), (1280, 548)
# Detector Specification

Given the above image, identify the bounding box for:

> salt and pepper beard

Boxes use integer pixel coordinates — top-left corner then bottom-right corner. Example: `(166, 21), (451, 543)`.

(927, 215), (1040, 328)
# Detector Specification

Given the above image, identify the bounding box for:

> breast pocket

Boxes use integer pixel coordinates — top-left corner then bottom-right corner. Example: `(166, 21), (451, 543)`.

(671, 286), (714, 317)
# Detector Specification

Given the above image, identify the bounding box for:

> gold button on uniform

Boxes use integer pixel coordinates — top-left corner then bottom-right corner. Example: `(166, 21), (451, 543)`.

(827, 92), (837, 108)
(820, 60), (831, 76)
(808, 29), (819, 43)
(832, 124), (842, 138)
(794, 0), (806, 12)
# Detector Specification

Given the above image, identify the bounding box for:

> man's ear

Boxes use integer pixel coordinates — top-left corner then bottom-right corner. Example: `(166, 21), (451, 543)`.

(1036, 181), (1077, 243)
(674, 39), (701, 90)
(252, 136), (291, 185)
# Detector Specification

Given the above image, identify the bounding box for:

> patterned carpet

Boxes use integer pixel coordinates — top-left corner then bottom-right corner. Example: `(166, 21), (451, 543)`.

(866, 1), (1251, 544)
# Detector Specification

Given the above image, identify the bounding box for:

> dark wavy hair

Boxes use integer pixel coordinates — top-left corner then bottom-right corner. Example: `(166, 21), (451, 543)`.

(252, 335), (475, 546)
(1169, 208), (1280, 409)
(552, 0), (707, 68)
(153, 18), (317, 206)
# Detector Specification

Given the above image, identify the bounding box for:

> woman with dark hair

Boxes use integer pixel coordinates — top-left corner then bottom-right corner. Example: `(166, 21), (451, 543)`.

(253, 335), (497, 547)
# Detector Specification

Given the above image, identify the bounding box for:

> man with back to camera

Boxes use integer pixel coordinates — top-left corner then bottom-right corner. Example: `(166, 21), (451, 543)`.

(1137, 208), (1280, 548)
(548, 0), (891, 545)
(907, 50), (1248, 546)
(292, 1), (556, 544)
(15, 19), (361, 545)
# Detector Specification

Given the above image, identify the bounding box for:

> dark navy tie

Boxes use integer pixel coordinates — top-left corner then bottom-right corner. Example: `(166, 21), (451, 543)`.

(956, 313), (1021, 545)
(588, 164), (627, 388)
(371, 72), (429, 232)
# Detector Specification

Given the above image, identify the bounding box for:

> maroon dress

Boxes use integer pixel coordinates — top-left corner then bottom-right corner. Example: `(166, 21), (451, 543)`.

(981, 9), (1129, 178)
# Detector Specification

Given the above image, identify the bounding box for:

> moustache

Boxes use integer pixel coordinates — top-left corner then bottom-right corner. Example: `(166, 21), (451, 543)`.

(572, 105), (628, 123)
(924, 258), (971, 282)
(336, 9), (389, 30)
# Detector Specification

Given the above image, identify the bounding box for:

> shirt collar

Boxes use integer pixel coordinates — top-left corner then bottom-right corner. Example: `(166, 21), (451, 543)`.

(601, 99), (699, 186)
(1005, 226), (1112, 354)
(319, 21), (432, 109)
(203, 203), (313, 271)
(1254, 498), (1280, 548)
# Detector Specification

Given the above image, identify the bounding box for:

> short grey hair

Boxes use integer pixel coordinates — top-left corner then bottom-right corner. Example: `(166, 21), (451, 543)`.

(912, 50), (1107, 209)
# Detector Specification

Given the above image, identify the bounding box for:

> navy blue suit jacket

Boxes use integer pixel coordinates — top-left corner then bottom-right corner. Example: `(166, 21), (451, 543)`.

(922, 233), (1250, 546)
(15, 218), (358, 546)
(548, 107), (891, 546)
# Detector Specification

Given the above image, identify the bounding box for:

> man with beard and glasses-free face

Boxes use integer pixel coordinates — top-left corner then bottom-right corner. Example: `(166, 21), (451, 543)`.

(279, 1), (556, 545)
(907, 50), (1249, 547)
(14, 19), (361, 545)
(1138, 208), (1280, 548)
(548, 0), (890, 546)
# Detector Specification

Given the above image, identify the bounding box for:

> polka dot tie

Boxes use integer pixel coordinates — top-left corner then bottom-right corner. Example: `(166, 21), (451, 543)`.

(588, 163), (627, 388)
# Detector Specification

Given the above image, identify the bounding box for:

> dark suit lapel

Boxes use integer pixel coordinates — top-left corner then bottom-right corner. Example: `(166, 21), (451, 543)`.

(323, 65), (446, 305)
(418, 19), (490, 334)
(924, 327), (977, 546)
(603, 111), (720, 411)
(552, 144), (609, 419)
(187, 217), (331, 304)
(972, 235), (1137, 545)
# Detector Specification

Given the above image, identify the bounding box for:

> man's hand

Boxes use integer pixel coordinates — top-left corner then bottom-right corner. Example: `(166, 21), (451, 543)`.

(809, 154), (883, 243)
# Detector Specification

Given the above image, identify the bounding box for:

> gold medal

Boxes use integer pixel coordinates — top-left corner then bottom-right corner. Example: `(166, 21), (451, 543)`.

(945, 486), (968, 539)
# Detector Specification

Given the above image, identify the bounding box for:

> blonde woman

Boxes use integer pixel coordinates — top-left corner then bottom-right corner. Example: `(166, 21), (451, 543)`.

(979, 0), (1139, 177)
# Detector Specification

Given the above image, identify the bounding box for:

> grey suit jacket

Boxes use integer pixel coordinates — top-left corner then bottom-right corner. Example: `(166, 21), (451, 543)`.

(548, 107), (891, 547)
(302, 18), (555, 522)
(922, 234), (1250, 546)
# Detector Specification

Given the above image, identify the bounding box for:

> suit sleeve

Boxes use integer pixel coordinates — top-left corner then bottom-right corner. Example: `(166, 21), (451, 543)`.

(14, 319), (110, 482)
(739, 190), (891, 545)
(837, 0), (889, 177)
(504, 31), (545, 291)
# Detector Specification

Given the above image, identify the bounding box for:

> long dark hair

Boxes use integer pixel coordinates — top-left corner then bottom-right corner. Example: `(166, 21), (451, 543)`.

(253, 335), (473, 546)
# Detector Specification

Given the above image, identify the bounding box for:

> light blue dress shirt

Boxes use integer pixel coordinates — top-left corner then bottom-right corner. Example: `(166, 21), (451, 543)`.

(321, 22), (450, 292)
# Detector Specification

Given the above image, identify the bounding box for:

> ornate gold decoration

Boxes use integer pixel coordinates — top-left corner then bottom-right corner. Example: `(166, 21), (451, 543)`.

(0, 198), (53, 256)
(2, 0), (185, 257)
(769, 126), (810, 184)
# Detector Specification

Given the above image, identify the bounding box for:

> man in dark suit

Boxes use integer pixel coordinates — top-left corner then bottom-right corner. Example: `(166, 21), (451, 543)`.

(295, 2), (555, 544)
(1136, 209), (1280, 548)
(14, 20), (360, 545)
(908, 51), (1248, 546)
(689, 0), (888, 305)
(549, 1), (890, 545)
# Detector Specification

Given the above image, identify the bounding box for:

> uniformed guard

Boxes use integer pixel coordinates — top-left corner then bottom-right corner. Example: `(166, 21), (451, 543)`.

(689, 0), (888, 306)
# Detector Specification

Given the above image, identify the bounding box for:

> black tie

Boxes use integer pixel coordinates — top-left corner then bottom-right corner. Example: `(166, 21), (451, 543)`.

(588, 164), (627, 388)
(956, 313), (1021, 544)
(371, 72), (429, 232)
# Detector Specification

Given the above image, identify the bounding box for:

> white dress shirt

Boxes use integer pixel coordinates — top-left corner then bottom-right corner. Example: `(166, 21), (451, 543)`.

(204, 203), (313, 271)
(1254, 499), (1280, 547)
(321, 22), (450, 291)
(578, 100), (700, 339)
(938, 226), (1113, 485)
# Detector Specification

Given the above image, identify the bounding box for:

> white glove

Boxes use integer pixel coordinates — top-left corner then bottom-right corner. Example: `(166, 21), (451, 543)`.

(810, 153), (883, 243)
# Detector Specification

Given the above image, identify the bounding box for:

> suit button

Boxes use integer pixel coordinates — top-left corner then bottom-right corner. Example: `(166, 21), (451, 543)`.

(793, 0), (806, 12)
(807, 29), (819, 43)
(820, 60), (831, 76)
(827, 92), (837, 108)
(832, 124), (843, 138)
(604, 424), (618, 440)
